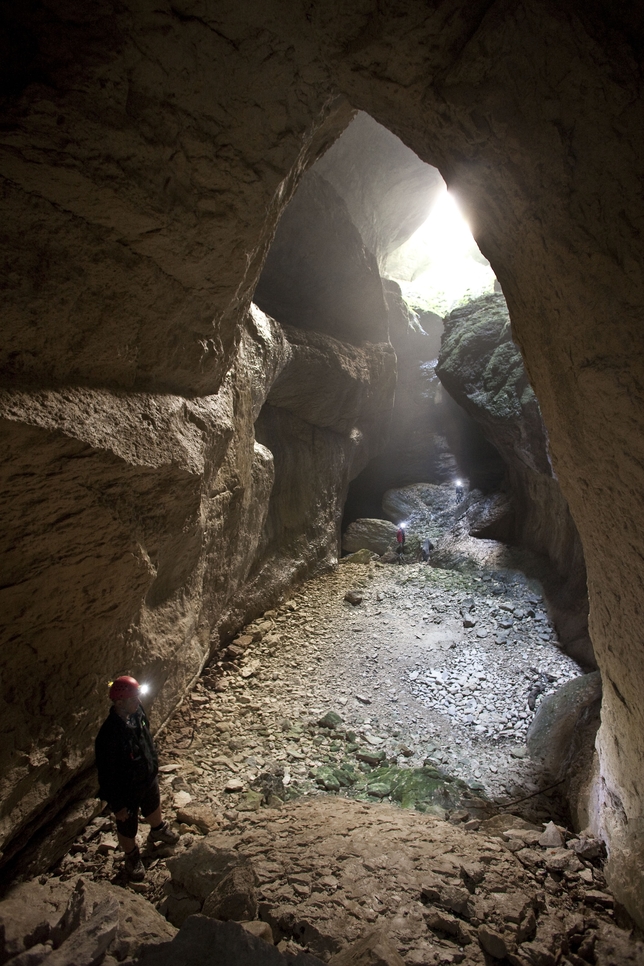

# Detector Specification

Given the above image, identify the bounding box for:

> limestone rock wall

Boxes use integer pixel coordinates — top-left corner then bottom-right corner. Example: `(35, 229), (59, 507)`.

(0, 305), (394, 871)
(436, 293), (591, 666)
(2, 0), (644, 924)
(313, 112), (444, 268)
(344, 283), (505, 524)
(254, 171), (389, 345)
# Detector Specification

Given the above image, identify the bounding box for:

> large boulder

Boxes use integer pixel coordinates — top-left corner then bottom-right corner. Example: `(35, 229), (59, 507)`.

(0, 876), (175, 964)
(436, 293), (592, 667)
(166, 839), (253, 903)
(527, 672), (602, 829)
(138, 916), (324, 966)
(201, 865), (259, 923)
(342, 519), (397, 555)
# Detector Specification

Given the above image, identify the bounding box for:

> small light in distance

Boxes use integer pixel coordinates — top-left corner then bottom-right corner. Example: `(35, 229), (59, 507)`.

(139, 683), (150, 696)
(455, 479), (462, 486)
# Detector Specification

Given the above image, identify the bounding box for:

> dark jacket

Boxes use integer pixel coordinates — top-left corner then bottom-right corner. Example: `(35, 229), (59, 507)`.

(95, 704), (159, 812)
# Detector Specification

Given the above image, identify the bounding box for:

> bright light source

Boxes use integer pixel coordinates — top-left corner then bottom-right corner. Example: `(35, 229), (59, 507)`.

(139, 683), (150, 696)
(455, 479), (462, 486)
(384, 185), (497, 314)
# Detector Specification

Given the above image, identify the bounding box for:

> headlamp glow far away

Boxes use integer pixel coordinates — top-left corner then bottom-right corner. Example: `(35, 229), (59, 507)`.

(139, 683), (150, 696)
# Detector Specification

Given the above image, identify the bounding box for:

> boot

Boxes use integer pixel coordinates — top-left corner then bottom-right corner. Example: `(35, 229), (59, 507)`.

(148, 821), (180, 846)
(124, 846), (145, 881)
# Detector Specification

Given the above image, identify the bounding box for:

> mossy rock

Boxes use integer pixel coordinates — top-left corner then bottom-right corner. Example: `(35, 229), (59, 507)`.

(313, 766), (341, 791)
(364, 766), (475, 812)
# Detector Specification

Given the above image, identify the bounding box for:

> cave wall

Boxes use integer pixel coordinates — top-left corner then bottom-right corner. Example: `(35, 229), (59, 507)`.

(437, 293), (591, 666)
(0, 302), (394, 871)
(2, 0), (644, 924)
(313, 111), (444, 269)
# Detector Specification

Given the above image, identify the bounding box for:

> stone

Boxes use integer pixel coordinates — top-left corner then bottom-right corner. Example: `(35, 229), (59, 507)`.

(342, 519), (398, 556)
(138, 916), (325, 965)
(236, 791), (265, 812)
(344, 591), (363, 606)
(174, 792), (193, 809)
(0, 877), (175, 965)
(341, 549), (376, 565)
(318, 711), (344, 730)
(569, 835), (604, 861)
(202, 865), (258, 922)
(477, 925), (509, 960)
(526, 672), (602, 825)
(538, 822), (565, 849)
(175, 805), (219, 833)
(425, 910), (472, 946)
(240, 920), (274, 944)
(356, 749), (387, 766)
(40, 897), (119, 966)
(328, 928), (405, 966)
(167, 840), (252, 902)
(439, 885), (473, 919)
(225, 779), (244, 793)
(366, 782), (391, 798)
(161, 885), (203, 929)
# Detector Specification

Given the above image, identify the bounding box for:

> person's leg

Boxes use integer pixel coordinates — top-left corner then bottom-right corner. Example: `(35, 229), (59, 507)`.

(117, 830), (137, 853)
(115, 809), (138, 853)
(115, 808), (145, 880)
(142, 779), (180, 845)
(143, 804), (162, 828)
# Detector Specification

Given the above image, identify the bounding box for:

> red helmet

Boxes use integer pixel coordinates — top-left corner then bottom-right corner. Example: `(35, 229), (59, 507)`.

(109, 675), (140, 701)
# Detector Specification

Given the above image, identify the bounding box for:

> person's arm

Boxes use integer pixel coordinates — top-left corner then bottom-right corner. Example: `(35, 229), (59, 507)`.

(95, 725), (129, 814)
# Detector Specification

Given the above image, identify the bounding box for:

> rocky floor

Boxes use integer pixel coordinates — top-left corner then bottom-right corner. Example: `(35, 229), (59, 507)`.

(152, 536), (581, 820)
(18, 486), (643, 964)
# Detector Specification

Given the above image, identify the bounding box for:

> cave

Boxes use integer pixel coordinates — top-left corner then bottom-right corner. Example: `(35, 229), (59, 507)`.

(1, 0), (644, 946)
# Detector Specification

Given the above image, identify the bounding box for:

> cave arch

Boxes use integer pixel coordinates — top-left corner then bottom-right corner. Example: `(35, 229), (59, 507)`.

(1, 0), (643, 923)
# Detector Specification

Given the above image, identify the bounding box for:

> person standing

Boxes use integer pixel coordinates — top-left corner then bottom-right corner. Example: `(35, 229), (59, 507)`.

(396, 524), (406, 562)
(95, 675), (179, 881)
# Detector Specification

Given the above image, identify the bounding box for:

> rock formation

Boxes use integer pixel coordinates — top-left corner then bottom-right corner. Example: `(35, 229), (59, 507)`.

(313, 112), (443, 269)
(1, 0), (644, 925)
(437, 293), (591, 667)
(345, 282), (506, 523)
(0, 306), (394, 876)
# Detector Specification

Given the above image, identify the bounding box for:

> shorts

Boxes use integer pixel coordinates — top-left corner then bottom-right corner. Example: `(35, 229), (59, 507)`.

(114, 777), (160, 838)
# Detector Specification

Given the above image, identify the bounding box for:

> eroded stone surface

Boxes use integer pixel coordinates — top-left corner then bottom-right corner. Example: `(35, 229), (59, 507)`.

(2, 0), (644, 925)
(437, 294), (592, 668)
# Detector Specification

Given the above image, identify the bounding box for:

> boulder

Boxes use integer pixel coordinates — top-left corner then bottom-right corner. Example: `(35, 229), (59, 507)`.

(477, 925), (508, 960)
(340, 549), (376, 565)
(342, 519), (397, 556)
(528, 674), (601, 774)
(328, 928), (405, 966)
(202, 865), (258, 922)
(175, 805), (219, 833)
(137, 916), (325, 966)
(166, 839), (253, 902)
(436, 293), (592, 667)
(0, 876), (175, 964)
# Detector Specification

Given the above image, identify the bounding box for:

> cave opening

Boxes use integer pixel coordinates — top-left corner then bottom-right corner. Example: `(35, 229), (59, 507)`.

(246, 112), (594, 837)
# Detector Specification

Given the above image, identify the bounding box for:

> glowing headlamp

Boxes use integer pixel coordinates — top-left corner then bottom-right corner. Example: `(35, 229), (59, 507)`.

(139, 683), (150, 696)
